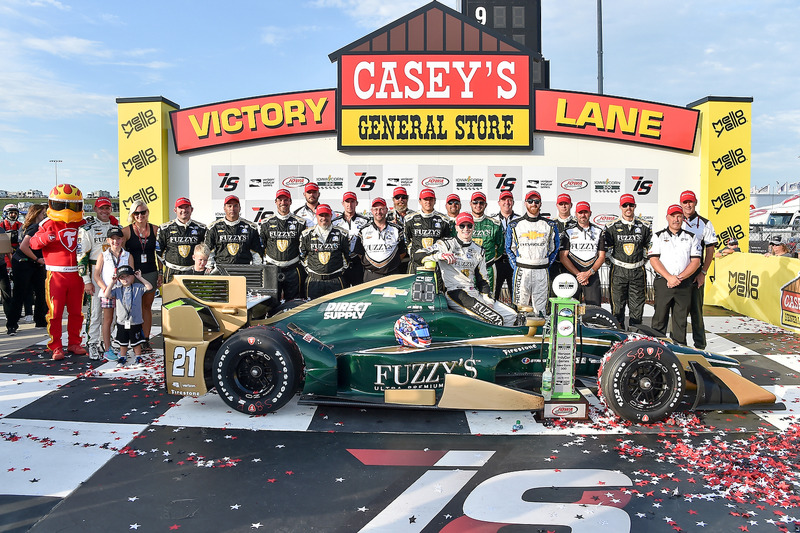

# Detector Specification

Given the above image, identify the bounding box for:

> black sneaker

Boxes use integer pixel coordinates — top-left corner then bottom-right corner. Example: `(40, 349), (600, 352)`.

(7, 327), (17, 336)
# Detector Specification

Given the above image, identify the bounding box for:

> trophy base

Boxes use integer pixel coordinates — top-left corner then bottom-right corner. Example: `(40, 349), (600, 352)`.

(540, 395), (590, 420)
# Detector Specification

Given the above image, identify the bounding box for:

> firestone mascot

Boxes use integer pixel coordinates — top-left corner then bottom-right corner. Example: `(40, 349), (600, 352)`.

(30, 184), (88, 360)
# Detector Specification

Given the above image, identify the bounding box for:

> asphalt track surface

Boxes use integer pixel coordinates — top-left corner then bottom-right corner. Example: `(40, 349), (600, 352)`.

(2, 302), (800, 532)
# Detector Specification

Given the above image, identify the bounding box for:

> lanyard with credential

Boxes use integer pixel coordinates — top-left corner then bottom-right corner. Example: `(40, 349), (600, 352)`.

(120, 286), (133, 329)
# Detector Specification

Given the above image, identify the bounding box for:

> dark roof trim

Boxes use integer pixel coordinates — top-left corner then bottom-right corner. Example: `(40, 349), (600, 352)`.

(687, 96), (754, 108)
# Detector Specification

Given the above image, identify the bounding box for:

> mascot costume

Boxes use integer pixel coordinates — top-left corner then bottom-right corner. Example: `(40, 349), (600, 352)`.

(30, 184), (88, 360)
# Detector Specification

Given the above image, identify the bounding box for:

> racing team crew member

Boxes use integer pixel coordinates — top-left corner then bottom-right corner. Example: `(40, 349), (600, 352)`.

(299, 204), (349, 299)
(445, 193), (462, 229)
(680, 190), (717, 350)
(648, 204), (702, 346)
(603, 193), (651, 328)
(506, 190), (559, 317)
(558, 201), (606, 306)
(157, 197), (206, 283)
(492, 190), (518, 302)
(77, 196), (120, 360)
(469, 191), (504, 293)
(205, 195), (264, 268)
(259, 188), (306, 300)
(332, 191), (369, 287)
(405, 188), (450, 273)
(30, 184), (88, 360)
(354, 197), (405, 282)
(386, 186), (410, 272)
(293, 182), (321, 227)
(415, 212), (519, 326)
(550, 193), (576, 300)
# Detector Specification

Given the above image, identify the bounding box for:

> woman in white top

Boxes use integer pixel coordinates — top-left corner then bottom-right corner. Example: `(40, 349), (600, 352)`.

(92, 227), (132, 360)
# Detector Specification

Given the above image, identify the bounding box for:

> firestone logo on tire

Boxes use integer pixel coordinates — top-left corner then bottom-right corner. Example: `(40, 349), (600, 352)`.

(282, 176), (310, 188)
(421, 176), (449, 188)
(561, 179), (588, 190)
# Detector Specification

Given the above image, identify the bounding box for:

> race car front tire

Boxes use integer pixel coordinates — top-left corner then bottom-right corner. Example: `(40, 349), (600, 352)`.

(581, 305), (621, 330)
(599, 339), (685, 423)
(213, 326), (302, 415)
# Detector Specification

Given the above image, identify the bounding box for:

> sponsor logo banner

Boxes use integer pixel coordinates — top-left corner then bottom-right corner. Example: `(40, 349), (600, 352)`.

(535, 90), (699, 152)
(170, 89), (336, 153)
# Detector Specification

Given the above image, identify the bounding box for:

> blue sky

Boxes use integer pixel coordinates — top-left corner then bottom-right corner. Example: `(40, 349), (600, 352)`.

(1, 0), (798, 195)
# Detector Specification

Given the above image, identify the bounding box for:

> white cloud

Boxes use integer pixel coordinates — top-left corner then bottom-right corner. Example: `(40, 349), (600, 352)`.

(23, 35), (111, 58)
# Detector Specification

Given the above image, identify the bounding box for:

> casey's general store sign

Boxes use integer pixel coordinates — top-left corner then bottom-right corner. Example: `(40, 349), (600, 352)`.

(167, 2), (698, 154)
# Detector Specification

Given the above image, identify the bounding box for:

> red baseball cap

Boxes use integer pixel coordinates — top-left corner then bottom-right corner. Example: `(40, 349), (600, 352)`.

(446, 193), (461, 203)
(471, 191), (486, 203)
(343, 191), (357, 202)
(95, 196), (112, 208)
(525, 190), (541, 201)
(455, 212), (474, 226)
(619, 194), (636, 206)
(499, 191), (513, 200)
(393, 187), (408, 198)
(667, 204), (683, 216)
(304, 182), (319, 193)
(557, 193), (572, 205)
(224, 195), (239, 205)
(275, 189), (291, 199)
(680, 190), (697, 203)
(316, 204), (332, 216)
(371, 197), (387, 207)
(419, 188), (436, 200)
(575, 201), (591, 213)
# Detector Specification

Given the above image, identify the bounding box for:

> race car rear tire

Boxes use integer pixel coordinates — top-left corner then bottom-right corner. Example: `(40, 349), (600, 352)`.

(599, 339), (685, 423)
(581, 305), (621, 330)
(213, 326), (302, 415)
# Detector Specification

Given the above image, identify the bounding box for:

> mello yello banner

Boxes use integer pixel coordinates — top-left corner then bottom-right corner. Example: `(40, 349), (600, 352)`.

(706, 253), (800, 333)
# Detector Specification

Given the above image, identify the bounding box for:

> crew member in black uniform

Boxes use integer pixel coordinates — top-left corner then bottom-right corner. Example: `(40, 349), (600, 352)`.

(259, 188), (305, 300)
(404, 188), (450, 273)
(492, 190), (517, 302)
(293, 182), (321, 227)
(354, 197), (405, 282)
(299, 204), (349, 299)
(332, 191), (369, 287)
(157, 197), (206, 283)
(387, 186), (410, 273)
(558, 201), (606, 306)
(603, 193), (652, 328)
(648, 204), (702, 346)
(205, 195), (263, 267)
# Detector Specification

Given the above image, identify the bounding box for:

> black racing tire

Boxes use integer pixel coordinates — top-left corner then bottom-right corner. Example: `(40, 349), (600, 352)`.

(213, 326), (303, 415)
(599, 339), (685, 423)
(581, 305), (621, 330)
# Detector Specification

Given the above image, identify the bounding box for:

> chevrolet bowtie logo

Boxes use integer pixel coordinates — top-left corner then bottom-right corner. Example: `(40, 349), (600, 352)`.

(371, 287), (409, 298)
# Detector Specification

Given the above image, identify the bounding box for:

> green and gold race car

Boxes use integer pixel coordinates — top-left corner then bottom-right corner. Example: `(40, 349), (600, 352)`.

(161, 265), (780, 423)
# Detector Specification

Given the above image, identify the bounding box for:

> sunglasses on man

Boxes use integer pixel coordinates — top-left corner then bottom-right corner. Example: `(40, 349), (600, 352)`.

(526, 198), (541, 205)
(458, 223), (474, 229)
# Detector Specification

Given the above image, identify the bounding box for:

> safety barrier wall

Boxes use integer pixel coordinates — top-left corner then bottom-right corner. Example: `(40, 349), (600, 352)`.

(706, 253), (800, 333)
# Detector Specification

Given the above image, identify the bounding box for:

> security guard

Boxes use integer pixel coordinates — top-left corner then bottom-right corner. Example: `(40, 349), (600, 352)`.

(648, 204), (702, 346)
(603, 194), (652, 328)
(558, 201), (606, 306)
(157, 197), (206, 283)
(299, 204), (349, 299)
(205, 195), (264, 266)
(405, 188), (450, 273)
(259, 188), (305, 300)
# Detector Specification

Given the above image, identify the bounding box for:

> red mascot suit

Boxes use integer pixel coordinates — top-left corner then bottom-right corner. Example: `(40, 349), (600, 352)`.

(30, 184), (87, 360)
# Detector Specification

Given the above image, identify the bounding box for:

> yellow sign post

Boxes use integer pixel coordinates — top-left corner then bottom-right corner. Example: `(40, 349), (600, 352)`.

(116, 97), (178, 225)
(689, 97), (752, 254)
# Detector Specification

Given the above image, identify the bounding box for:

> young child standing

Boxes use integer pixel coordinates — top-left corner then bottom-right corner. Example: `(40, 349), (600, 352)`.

(102, 264), (152, 365)
(191, 243), (210, 275)
(93, 227), (131, 360)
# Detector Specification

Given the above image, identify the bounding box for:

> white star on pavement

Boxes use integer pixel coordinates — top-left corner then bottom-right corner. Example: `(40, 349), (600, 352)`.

(130, 524), (140, 530)
(251, 523), (263, 529)
(231, 504), (240, 510)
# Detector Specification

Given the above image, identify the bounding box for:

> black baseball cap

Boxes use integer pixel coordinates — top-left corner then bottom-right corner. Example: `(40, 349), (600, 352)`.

(107, 227), (124, 238)
(116, 265), (134, 277)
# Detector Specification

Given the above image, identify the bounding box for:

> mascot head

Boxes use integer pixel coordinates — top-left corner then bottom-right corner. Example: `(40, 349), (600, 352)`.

(47, 184), (84, 223)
